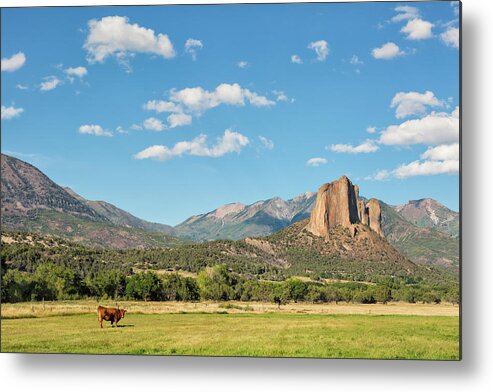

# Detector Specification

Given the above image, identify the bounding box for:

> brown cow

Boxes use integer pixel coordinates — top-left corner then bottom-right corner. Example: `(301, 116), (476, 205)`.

(97, 306), (126, 328)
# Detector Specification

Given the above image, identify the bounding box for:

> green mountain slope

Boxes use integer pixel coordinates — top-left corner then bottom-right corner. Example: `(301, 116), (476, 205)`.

(380, 202), (459, 268)
(394, 198), (459, 238)
(64, 187), (176, 236)
(1, 154), (185, 249)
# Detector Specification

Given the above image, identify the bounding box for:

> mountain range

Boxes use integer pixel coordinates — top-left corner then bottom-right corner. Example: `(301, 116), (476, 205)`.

(0, 153), (459, 267)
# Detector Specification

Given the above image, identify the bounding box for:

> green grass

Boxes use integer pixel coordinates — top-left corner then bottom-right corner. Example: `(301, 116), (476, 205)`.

(1, 313), (459, 359)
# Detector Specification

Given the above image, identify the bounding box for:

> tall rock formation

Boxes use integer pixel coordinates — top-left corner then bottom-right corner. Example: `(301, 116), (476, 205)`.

(306, 176), (383, 238)
(366, 198), (384, 237)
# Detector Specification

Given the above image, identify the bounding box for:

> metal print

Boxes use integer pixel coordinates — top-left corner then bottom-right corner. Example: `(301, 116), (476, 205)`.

(0, 1), (461, 359)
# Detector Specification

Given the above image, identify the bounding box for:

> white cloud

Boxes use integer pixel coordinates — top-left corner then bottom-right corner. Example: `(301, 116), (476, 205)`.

(134, 129), (249, 161)
(367, 144), (459, 180)
(391, 90), (444, 119)
(184, 38), (203, 60)
(167, 113), (192, 128)
(131, 123), (143, 131)
(366, 126), (376, 134)
(40, 76), (62, 91)
(1, 105), (24, 120)
(421, 143), (459, 161)
(371, 42), (403, 60)
(391, 5), (419, 23)
(78, 124), (112, 137)
(329, 140), (379, 154)
(64, 66), (88, 78)
(307, 157), (328, 167)
(272, 90), (288, 102)
(379, 107), (459, 146)
(393, 159), (459, 178)
(143, 117), (166, 131)
(116, 126), (128, 134)
(441, 27), (459, 48)
(291, 54), (302, 64)
(237, 60), (248, 68)
(349, 55), (363, 65)
(365, 169), (391, 181)
(1, 52), (26, 72)
(169, 83), (274, 113)
(16, 84), (29, 90)
(259, 136), (274, 150)
(143, 100), (181, 113)
(83, 16), (175, 64)
(401, 18), (434, 40)
(308, 40), (329, 61)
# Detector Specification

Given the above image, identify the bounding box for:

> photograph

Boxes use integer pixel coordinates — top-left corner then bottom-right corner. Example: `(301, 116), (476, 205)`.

(1, 0), (460, 360)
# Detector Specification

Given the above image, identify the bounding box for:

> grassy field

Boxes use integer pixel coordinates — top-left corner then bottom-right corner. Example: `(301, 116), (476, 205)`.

(1, 301), (459, 360)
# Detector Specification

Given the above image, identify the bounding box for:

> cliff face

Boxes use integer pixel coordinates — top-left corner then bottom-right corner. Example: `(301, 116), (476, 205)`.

(306, 176), (383, 238)
(366, 198), (384, 237)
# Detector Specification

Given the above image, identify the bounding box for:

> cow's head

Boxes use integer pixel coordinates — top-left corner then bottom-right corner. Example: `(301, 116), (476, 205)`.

(120, 309), (126, 319)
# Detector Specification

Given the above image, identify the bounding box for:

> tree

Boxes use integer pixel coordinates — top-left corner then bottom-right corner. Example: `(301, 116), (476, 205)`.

(196, 265), (235, 301)
(306, 285), (326, 303)
(88, 270), (126, 299)
(282, 278), (308, 302)
(33, 263), (82, 300)
(1, 270), (34, 302)
(375, 285), (392, 304)
(125, 271), (163, 301)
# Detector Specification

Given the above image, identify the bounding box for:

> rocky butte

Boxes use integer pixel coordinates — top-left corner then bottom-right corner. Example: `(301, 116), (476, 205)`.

(306, 175), (384, 238)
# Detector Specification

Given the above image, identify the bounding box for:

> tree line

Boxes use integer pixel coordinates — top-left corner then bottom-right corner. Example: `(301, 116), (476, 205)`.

(2, 262), (459, 305)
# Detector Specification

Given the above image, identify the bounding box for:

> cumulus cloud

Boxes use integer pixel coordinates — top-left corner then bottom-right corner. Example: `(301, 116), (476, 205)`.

(308, 40), (329, 61)
(258, 136), (274, 150)
(393, 159), (459, 178)
(140, 83), (275, 130)
(421, 143), (459, 161)
(79, 124), (112, 137)
(1, 52), (26, 72)
(391, 90), (444, 119)
(441, 27), (459, 48)
(307, 157), (328, 167)
(143, 117), (166, 131)
(391, 5), (419, 23)
(365, 169), (391, 181)
(184, 38), (203, 60)
(167, 113), (192, 128)
(83, 16), (175, 65)
(143, 100), (182, 113)
(1, 105), (24, 120)
(237, 60), (248, 68)
(379, 107), (459, 146)
(40, 76), (62, 91)
(169, 83), (275, 113)
(367, 143), (459, 180)
(366, 126), (377, 134)
(329, 140), (379, 154)
(64, 66), (88, 78)
(401, 18), (434, 40)
(134, 129), (249, 161)
(291, 55), (302, 64)
(371, 42), (403, 60)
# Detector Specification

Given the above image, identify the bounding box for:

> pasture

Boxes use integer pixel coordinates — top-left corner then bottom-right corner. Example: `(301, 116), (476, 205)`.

(1, 301), (460, 360)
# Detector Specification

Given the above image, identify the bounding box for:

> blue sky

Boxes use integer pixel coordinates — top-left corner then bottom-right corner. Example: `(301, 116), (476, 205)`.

(1, 2), (460, 225)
